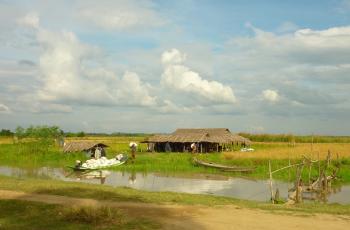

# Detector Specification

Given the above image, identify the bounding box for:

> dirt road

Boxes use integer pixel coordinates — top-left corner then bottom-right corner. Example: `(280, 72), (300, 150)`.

(1, 189), (349, 230)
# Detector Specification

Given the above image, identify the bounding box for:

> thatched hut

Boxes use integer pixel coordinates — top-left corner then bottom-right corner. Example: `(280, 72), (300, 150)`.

(143, 128), (251, 153)
(63, 142), (108, 154)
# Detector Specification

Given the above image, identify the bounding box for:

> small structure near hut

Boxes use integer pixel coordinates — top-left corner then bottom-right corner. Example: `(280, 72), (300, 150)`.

(143, 128), (251, 153)
(63, 142), (108, 157)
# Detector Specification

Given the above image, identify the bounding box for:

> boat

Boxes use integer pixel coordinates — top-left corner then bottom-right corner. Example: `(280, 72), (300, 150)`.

(69, 155), (128, 171)
(193, 158), (255, 172)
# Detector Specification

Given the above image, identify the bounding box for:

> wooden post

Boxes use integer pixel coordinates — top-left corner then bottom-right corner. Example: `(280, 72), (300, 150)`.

(308, 163), (312, 186)
(269, 160), (274, 203)
(200, 143), (203, 153)
(318, 152), (321, 189)
(216, 144), (219, 152)
(295, 166), (301, 203)
(327, 150), (331, 168)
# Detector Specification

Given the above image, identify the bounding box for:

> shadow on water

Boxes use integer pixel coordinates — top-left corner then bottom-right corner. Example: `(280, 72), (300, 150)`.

(1, 165), (350, 204)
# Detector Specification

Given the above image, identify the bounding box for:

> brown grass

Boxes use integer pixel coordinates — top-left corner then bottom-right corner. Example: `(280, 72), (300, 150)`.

(224, 142), (350, 160)
(0, 137), (13, 144)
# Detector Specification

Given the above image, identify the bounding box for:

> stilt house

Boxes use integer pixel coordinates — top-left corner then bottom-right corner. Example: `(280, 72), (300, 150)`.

(143, 128), (251, 153)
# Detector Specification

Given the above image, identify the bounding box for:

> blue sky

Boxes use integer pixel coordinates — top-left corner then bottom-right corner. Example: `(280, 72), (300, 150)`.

(0, 0), (350, 134)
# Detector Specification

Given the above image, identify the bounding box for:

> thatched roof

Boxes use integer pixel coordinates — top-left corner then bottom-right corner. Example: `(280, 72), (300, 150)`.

(143, 128), (251, 145)
(63, 142), (108, 153)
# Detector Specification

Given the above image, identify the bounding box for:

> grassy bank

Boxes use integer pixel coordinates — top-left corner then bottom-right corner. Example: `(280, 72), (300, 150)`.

(1, 141), (350, 182)
(1, 175), (350, 216)
(0, 199), (160, 230)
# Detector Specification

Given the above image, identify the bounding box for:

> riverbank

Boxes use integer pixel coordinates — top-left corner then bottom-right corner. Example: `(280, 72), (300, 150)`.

(1, 186), (350, 230)
(1, 175), (350, 215)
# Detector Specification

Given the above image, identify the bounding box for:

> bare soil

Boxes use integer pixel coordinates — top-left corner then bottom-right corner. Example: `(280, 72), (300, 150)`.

(1, 189), (349, 230)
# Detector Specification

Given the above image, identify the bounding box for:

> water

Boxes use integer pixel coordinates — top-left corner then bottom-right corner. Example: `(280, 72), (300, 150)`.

(1, 166), (349, 204)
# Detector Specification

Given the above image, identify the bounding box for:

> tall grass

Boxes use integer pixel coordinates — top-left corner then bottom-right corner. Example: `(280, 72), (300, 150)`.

(0, 142), (87, 168)
(239, 133), (350, 143)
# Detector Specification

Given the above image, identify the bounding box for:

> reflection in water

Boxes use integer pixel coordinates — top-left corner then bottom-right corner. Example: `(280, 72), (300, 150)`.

(128, 171), (136, 185)
(0, 165), (349, 204)
(75, 170), (111, 184)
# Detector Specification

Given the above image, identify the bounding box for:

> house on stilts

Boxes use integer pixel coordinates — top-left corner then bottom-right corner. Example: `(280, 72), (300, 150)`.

(142, 128), (251, 153)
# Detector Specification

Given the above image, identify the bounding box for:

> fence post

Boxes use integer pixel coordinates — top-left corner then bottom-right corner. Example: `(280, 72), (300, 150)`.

(269, 160), (274, 203)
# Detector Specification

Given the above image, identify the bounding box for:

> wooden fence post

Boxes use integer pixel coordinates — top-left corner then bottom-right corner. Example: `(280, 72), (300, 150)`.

(269, 160), (274, 203)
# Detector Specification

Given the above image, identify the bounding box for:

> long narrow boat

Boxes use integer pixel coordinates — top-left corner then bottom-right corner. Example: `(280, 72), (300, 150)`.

(193, 158), (255, 172)
(69, 155), (128, 171)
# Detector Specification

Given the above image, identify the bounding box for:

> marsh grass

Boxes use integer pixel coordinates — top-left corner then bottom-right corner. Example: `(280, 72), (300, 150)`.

(0, 142), (87, 168)
(229, 142), (350, 159)
(239, 133), (350, 143)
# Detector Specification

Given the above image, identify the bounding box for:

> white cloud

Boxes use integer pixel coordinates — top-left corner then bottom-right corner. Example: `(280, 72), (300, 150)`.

(223, 24), (350, 110)
(161, 49), (237, 104)
(0, 104), (11, 113)
(17, 12), (39, 29)
(277, 21), (298, 33)
(262, 89), (279, 103)
(161, 49), (186, 65)
(156, 99), (198, 113)
(22, 16), (158, 108)
(77, 0), (165, 30)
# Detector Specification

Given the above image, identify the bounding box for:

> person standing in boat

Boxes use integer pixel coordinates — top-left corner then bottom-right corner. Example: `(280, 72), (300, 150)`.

(94, 147), (101, 159)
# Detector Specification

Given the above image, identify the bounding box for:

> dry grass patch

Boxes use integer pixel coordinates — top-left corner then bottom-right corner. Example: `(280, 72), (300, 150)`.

(224, 143), (350, 160)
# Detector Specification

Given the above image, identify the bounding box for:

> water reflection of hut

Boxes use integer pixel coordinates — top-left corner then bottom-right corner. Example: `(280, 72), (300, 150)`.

(142, 128), (251, 153)
(63, 142), (108, 156)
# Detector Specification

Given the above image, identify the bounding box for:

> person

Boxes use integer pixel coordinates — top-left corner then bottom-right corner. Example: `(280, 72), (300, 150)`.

(101, 147), (106, 157)
(94, 147), (101, 159)
(75, 160), (82, 168)
(165, 142), (172, 152)
(191, 143), (197, 153)
(129, 142), (137, 160)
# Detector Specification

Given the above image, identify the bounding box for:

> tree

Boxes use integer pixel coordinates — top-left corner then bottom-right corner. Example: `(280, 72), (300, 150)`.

(0, 129), (13, 136)
(76, 131), (85, 137)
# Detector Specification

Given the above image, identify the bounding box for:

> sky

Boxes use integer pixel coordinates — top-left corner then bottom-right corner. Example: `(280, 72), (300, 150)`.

(1, 0), (350, 134)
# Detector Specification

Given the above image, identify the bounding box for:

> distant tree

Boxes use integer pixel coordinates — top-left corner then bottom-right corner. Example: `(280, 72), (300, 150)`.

(15, 126), (26, 141)
(76, 131), (85, 137)
(0, 129), (14, 136)
(14, 125), (63, 144)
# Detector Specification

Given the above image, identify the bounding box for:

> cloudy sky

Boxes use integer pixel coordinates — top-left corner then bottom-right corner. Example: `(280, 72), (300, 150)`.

(1, 0), (350, 134)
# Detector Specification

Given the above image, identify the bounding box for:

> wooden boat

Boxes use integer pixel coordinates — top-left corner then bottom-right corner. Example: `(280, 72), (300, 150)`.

(69, 155), (128, 171)
(193, 158), (255, 172)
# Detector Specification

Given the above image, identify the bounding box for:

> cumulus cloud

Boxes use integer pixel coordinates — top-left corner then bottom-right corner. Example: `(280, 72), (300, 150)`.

(277, 21), (298, 33)
(222, 24), (350, 115)
(161, 49), (236, 104)
(17, 12), (39, 29)
(231, 25), (350, 66)
(156, 99), (199, 113)
(0, 104), (11, 113)
(262, 89), (279, 103)
(17, 14), (158, 108)
(77, 0), (165, 30)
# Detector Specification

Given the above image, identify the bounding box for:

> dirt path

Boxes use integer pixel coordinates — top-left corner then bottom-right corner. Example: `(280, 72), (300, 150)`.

(1, 189), (349, 230)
